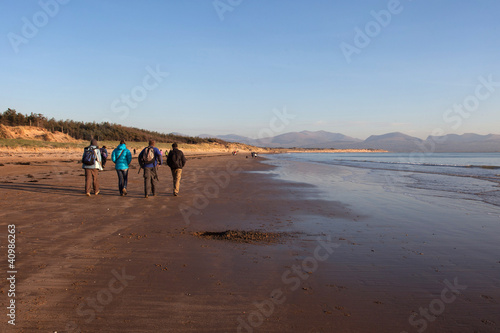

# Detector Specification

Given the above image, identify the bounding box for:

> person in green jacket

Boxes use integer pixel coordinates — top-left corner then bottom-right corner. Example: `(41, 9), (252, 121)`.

(111, 140), (132, 196)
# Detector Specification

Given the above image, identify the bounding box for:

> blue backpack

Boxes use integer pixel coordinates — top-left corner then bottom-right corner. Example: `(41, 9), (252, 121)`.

(82, 147), (97, 165)
(100, 148), (108, 159)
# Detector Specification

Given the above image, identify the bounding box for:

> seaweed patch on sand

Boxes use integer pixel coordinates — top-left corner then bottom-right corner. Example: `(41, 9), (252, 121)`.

(192, 230), (288, 244)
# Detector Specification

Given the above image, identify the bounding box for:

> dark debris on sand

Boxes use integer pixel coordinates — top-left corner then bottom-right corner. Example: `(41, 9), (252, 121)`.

(192, 230), (287, 244)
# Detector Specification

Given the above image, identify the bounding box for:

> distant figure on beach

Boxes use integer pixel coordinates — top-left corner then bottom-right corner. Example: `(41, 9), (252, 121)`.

(81, 139), (103, 196)
(111, 140), (132, 196)
(133, 148), (136, 155)
(166, 143), (186, 196)
(138, 140), (162, 198)
(100, 146), (108, 168)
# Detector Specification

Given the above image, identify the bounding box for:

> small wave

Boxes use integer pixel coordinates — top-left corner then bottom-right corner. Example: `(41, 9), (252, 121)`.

(466, 165), (500, 170)
(333, 159), (500, 170)
(333, 159), (462, 168)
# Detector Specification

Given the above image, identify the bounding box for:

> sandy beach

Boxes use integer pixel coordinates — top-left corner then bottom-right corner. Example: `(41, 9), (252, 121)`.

(0, 150), (499, 332)
(3, 0), (500, 331)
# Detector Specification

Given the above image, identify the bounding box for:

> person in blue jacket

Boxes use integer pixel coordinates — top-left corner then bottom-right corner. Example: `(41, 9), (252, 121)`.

(111, 140), (132, 196)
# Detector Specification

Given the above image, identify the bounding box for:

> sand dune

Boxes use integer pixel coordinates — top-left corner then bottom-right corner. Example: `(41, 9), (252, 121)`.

(0, 124), (80, 143)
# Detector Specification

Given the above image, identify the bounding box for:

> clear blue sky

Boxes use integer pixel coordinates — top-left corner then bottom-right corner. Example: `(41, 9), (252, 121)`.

(1, 0), (499, 139)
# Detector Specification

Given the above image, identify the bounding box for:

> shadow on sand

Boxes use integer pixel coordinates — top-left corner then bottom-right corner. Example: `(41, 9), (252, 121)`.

(0, 182), (113, 197)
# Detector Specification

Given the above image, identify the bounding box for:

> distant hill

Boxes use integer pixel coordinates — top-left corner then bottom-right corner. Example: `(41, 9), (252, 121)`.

(426, 133), (500, 152)
(202, 130), (362, 148)
(262, 130), (361, 148)
(203, 130), (500, 152)
(4, 109), (497, 152)
(200, 134), (253, 143)
(358, 132), (424, 152)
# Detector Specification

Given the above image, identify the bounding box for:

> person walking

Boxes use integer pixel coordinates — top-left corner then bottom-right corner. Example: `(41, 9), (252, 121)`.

(81, 139), (103, 196)
(111, 140), (132, 196)
(166, 143), (186, 196)
(100, 146), (108, 168)
(139, 140), (162, 198)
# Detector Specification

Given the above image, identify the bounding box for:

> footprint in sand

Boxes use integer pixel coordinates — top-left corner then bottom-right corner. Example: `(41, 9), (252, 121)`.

(154, 263), (168, 271)
(334, 305), (351, 317)
(481, 319), (496, 326)
(480, 294), (495, 302)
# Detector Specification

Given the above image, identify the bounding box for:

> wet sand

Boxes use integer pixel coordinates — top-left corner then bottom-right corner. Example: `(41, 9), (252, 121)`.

(0, 152), (499, 332)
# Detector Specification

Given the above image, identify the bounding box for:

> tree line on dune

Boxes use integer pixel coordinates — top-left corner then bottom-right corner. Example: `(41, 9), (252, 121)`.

(0, 109), (225, 145)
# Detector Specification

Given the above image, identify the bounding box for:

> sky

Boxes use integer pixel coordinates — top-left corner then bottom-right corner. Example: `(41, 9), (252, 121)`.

(1, 0), (499, 140)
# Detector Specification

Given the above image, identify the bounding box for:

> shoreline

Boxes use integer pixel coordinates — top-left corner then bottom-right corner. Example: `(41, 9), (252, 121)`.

(0, 153), (355, 332)
(0, 153), (498, 332)
(0, 146), (388, 166)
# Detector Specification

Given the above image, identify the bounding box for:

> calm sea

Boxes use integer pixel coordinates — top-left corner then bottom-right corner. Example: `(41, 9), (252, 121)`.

(265, 152), (500, 208)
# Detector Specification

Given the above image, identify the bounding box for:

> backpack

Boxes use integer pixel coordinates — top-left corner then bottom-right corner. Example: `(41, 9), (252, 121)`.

(168, 149), (185, 169)
(100, 148), (108, 159)
(139, 146), (156, 166)
(82, 147), (96, 165)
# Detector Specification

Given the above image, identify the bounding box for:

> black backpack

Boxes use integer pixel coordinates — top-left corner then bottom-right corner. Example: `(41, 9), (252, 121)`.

(82, 147), (97, 165)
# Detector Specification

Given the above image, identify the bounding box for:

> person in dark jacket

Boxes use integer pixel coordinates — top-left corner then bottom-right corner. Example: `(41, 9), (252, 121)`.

(100, 146), (108, 168)
(166, 143), (186, 196)
(139, 140), (162, 198)
(111, 140), (132, 196)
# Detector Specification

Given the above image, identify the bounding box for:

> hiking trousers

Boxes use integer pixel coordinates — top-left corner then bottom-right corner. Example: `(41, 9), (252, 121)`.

(85, 169), (99, 194)
(143, 167), (158, 196)
(171, 168), (182, 195)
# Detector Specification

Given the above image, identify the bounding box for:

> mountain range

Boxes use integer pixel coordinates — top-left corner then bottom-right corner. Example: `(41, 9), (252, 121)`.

(199, 131), (500, 152)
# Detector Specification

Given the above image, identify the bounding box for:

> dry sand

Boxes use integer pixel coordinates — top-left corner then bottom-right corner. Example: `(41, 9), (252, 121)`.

(0, 151), (498, 332)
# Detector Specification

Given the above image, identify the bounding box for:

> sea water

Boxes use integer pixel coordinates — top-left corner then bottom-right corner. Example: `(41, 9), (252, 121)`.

(260, 152), (500, 332)
(264, 152), (500, 209)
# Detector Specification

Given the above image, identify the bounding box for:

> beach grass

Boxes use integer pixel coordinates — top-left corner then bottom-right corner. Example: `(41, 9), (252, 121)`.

(0, 138), (85, 149)
(0, 138), (256, 154)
